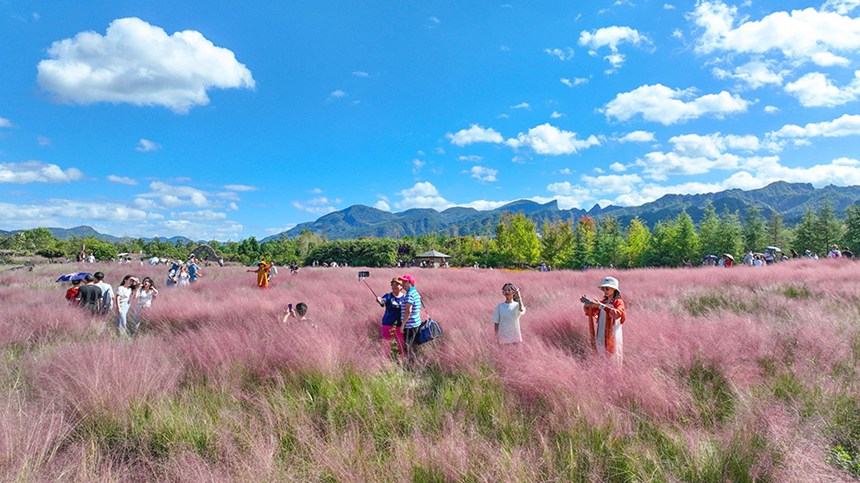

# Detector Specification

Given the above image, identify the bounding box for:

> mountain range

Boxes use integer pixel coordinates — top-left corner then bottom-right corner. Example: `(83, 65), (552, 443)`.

(4, 182), (859, 243)
(264, 181), (860, 241)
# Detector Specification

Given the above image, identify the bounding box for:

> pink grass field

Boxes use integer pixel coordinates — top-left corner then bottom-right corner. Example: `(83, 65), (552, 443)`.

(0, 260), (858, 481)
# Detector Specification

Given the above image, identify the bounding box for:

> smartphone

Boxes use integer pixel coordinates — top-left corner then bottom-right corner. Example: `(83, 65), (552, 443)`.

(358, 270), (370, 280)
(288, 303), (293, 311)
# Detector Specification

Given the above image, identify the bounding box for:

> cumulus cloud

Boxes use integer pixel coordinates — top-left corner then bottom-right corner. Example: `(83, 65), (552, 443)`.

(107, 174), (137, 185)
(712, 60), (784, 89)
(0, 161), (83, 183)
(374, 200), (391, 211)
(770, 114), (860, 140)
(693, 2), (860, 67)
(618, 130), (655, 143)
(224, 184), (257, 192)
(561, 77), (588, 87)
(136, 138), (161, 152)
(579, 26), (650, 69)
(602, 84), (749, 125)
(581, 173), (643, 193)
(447, 124), (504, 146)
(0, 199), (156, 231)
(37, 17), (255, 113)
(0, 117), (11, 128)
(510, 102), (530, 110)
(292, 196), (340, 215)
(505, 123), (600, 155)
(135, 181), (219, 209)
(823, 0), (860, 15)
(470, 165), (498, 182)
(394, 182), (451, 211)
(784, 71), (860, 107)
(352, 71), (370, 77)
(544, 47), (575, 61)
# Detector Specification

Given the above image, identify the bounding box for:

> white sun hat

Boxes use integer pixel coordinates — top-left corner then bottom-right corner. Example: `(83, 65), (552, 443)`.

(598, 276), (620, 293)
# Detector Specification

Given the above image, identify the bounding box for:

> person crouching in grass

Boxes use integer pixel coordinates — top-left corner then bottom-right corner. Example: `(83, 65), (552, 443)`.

(491, 283), (525, 344)
(581, 276), (626, 366)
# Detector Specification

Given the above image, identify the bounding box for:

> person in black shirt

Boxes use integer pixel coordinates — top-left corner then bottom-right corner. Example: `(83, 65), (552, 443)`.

(75, 274), (103, 314)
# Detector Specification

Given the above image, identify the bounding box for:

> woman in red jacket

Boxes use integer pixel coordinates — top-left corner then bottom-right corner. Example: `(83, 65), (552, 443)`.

(581, 276), (626, 366)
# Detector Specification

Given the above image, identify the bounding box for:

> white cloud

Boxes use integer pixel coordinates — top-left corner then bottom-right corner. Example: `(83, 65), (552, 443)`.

(618, 130), (655, 143)
(173, 209), (227, 221)
(0, 118), (11, 128)
(37, 136), (51, 146)
(224, 184), (257, 192)
(712, 60), (784, 89)
(544, 47), (575, 61)
(329, 89), (347, 98)
(458, 155), (483, 162)
(764, 105), (780, 113)
(135, 138), (161, 152)
(292, 196), (339, 215)
(768, 114), (860, 142)
(602, 84), (750, 125)
(447, 124), (504, 146)
(510, 102), (530, 110)
(0, 161), (83, 183)
(107, 174), (137, 185)
(412, 159), (425, 174)
(561, 77), (588, 87)
(664, 3), (676, 9)
(505, 123), (600, 155)
(823, 0), (860, 15)
(352, 71), (370, 77)
(609, 162), (627, 172)
(669, 133), (760, 158)
(37, 17), (254, 113)
(374, 200), (391, 211)
(550, 111), (564, 119)
(136, 181), (216, 209)
(784, 71), (860, 107)
(581, 173), (643, 193)
(579, 26), (649, 51)
(470, 165), (498, 182)
(693, 2), (860, 67)
(579, 26), (650, 69)
(394, 182), (451, 211)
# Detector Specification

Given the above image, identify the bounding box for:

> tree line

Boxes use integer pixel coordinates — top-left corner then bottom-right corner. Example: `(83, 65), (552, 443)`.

(3, 201), (859, 269)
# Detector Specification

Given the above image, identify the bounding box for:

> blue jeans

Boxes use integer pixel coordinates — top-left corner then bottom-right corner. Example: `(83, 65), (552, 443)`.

(116, 301), (130, 336)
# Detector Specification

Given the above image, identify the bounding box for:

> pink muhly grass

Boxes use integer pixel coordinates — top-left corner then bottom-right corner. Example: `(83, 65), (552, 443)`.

(28, 338), (183, 420)
(0, 397), (71, 481)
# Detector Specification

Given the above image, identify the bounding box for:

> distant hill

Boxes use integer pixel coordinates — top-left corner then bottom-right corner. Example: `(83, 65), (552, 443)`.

(265, 182), (860, 240)
(0, 226), (195, 245)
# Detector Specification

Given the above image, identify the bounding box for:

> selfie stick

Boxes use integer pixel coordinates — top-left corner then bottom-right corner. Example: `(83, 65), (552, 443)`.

(362, 279), (379, 298)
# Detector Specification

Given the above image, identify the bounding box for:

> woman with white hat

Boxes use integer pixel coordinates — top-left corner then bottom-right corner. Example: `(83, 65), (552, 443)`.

(581, 276), (626, 365)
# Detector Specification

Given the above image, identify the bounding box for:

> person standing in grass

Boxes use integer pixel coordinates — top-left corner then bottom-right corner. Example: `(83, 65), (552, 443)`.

(376, 278), (406, 356)
(65, 279), (81, 304)
(491, 283), (526, 344)
(114, 275), (138, 336)
(248, 261), (271, 289)
(399, 274), (422, 358)
(131, 277), (158, 336)
(75, 274), (103, 314)
(581, 276), (626, 366)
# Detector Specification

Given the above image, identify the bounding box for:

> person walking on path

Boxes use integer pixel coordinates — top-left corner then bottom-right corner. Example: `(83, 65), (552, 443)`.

(491, 283), (526, 344)
(581, 276), (626, 366)
(399, 274), (422, 360)
(248, 261), (271, 289)
(376, 278), (406, 356)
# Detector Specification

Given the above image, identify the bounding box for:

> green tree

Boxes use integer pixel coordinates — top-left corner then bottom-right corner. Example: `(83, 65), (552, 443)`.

(816, 200), (845, 254)
(671, 210), (700, 265)
(570, 216), (597, 268)
(844, 204), (860, 254)
(718, 209), (744, 258)
(793, 208), (818, 255)
(643, 219), (675, 267)
(766, 209), (790, 250)
(624, 217), (651, 267)
(540, 220), (574, 268)
(495, 212), (540, 267)
(697, 202), (721, 258)
(594, 216), (626, 267)
(743, 206), (767, 252)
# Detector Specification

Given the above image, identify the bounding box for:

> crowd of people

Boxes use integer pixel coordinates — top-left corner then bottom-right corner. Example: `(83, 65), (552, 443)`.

(64, 271), (158, 337)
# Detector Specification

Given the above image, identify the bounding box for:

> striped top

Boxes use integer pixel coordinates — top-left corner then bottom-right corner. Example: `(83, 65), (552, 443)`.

(403, 286), (422, 329)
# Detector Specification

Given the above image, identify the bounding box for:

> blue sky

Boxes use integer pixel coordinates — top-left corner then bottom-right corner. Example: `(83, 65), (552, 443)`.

(3, 1), (860, 240)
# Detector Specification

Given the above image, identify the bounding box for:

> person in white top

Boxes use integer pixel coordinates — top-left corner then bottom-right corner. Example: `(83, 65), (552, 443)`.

(491, 283), (526, 344)
(114, 275), (138, 337)
(132, 277), (158, 336)
(93, 271), (114, 315)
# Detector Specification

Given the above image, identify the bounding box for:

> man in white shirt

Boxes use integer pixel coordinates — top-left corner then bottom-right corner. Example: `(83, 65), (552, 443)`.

(94, 272), (114, 315)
